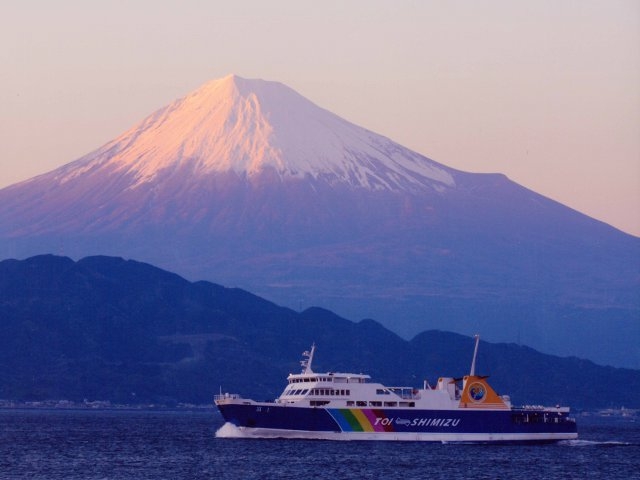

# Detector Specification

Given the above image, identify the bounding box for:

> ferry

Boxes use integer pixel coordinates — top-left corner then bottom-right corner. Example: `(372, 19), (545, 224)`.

(214, 336), (578, 442)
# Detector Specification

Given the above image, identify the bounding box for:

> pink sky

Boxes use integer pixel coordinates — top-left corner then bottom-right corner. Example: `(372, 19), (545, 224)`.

(1, 0), (638, 235)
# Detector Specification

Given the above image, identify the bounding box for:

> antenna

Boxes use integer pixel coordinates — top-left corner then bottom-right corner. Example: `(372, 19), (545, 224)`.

(469, 334), (480, 376)
(300, 343), (316, 374)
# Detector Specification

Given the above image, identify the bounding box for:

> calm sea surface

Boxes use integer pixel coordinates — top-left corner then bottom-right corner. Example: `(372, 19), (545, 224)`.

(0, 409), (638, 479)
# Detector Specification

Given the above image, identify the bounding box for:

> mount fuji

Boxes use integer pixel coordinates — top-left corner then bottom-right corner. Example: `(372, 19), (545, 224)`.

(1, 75), (638, 368)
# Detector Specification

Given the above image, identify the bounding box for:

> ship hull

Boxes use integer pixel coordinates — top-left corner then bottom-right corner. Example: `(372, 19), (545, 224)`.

(217, 403), (577, 443)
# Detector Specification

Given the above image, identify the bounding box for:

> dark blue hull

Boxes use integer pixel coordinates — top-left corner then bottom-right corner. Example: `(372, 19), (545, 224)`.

(217, 403), (577, 442)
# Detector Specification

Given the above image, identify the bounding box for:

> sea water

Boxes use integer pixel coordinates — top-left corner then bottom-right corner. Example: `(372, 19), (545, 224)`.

(0, 409), (638, 479)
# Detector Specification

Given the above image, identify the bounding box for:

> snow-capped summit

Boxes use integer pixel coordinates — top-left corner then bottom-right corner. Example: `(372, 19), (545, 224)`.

(59, 74), (454, 191)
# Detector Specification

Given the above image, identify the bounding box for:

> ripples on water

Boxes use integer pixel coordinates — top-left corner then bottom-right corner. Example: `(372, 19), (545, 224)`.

(0, 410), (638, 480)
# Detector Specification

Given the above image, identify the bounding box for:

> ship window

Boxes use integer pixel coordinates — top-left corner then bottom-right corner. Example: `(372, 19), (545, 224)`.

(384, 402), (397, 407)
(347, 401), (355, 406)
(356, 401), (367, 407)
(369, 401), (382, 407)
(301, 389), (308, 395)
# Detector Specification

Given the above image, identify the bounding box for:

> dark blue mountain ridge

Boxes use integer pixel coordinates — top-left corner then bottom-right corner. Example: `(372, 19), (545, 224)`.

(0, 254), (637, 408)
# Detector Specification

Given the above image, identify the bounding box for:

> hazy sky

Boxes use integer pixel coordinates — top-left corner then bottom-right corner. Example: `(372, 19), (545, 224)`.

(1, 0), (638, 235)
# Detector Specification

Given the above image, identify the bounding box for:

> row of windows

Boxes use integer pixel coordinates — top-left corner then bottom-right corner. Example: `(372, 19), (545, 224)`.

(311, 389), (350, 396)
(288, 377), (367, 384)
(301, 397), (416, 408)
(289, 377), (333, 384)
(285, 389), (309, 396)
(285, 388), (352, 396)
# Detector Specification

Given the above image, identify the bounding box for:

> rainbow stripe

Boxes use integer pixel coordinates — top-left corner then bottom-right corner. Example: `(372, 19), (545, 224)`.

(328, 409), (394, 432)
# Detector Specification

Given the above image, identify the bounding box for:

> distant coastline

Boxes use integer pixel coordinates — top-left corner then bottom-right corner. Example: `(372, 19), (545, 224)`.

(0, 399), (215, 411)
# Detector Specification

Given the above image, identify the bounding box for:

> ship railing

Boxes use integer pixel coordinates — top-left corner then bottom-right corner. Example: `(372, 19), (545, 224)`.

(388, 387), (420, 400)
(518, 405), (571, 413)
(214, 393), (241, 402)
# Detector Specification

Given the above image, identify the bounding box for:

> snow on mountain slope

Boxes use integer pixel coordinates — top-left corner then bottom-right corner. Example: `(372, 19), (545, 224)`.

(54, 75), (454, 192)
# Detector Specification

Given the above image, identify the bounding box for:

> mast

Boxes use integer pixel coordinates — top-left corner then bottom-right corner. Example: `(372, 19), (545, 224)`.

(469, 334), (480, 376)
(300, 343), (316, 374)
